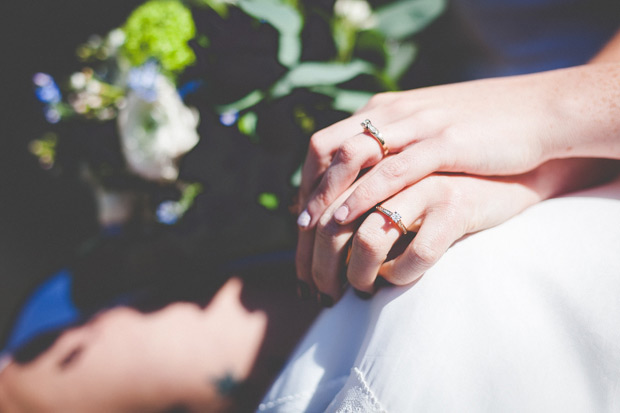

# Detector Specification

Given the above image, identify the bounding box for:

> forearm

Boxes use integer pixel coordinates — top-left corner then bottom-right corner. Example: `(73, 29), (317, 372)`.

(541, 29), (620, 160)
(540, 63), (620, 161)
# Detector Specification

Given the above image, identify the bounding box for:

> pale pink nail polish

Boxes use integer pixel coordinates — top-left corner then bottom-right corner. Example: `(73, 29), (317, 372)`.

(334, 205), (349, 223)
(297, 209), (311, 228)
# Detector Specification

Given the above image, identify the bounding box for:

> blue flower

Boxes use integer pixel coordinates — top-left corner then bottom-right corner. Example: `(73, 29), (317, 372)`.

(44, 107), (61, 124)
(127, 61), (159, 102)
(219, 110), (239, 126)
(156, 200), (183, 225)
(177, 79), (204, 99)
(33, 73), (61, 104)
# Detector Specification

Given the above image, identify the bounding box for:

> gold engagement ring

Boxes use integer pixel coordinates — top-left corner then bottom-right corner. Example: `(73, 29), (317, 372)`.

(361, 119), (389, 156)
(375, 204), (407, 235)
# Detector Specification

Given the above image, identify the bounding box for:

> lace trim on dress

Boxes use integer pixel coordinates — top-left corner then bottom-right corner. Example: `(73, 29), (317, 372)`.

(258, 376), (347, 411)
(334, 367), (387, 413)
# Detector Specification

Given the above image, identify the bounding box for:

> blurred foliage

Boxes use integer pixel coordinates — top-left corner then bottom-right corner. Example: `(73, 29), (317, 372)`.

(123, 0), (197, 73)
(31, 0), (446, 287)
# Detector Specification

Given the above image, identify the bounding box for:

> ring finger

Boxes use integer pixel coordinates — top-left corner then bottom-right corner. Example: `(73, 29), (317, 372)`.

(346, 186), (427, 294)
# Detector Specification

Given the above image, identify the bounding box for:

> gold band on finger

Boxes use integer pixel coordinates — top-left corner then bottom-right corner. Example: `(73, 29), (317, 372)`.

(361, 119), (389, 156)
(375, 204), (407, 235)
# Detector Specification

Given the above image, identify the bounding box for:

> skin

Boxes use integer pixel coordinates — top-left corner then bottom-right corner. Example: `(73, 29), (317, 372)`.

(0, 276), (319, 412)
(297, 31), (620, 303)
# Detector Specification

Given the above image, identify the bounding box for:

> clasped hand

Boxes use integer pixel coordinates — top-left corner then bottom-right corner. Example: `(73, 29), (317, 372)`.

(295, 66), (620, 304)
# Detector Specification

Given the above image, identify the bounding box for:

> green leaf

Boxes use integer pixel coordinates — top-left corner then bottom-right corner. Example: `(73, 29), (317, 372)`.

(287, 60), (374, 86)
(238, 111), (258, 137)
(238, 0), (303, 67)
(356, 29), (388, 57)
(258, 192), (279, 210)
(178, 183), (203, 210)
(272, 60), (375, 97)
(385, 41), (418, 81)
(312, 86), (373, 113)
(278, 34), (302, 68)
(290, 164), (302, 187)
(375, 0), (446, 40)
(332, 18), (357, 61)
(215, 89), (264, 114)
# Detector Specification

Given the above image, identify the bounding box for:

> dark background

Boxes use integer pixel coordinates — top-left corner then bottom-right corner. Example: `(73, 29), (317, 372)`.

(0, 0), (464, 347)
(0, 0), (145, 347)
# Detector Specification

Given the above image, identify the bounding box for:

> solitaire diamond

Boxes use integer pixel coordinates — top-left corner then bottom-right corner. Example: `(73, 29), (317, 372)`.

(391, 211), (402, 222)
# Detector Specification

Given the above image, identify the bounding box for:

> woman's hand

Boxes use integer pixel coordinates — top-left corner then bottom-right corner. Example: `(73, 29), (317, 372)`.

(297, 157), (619, 303)
(297, 64), (620, 231)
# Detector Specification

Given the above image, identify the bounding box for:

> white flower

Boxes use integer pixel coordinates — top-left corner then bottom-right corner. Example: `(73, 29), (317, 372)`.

(117, 73), (200, 181)
(334, 0), (375, 29)
(107, 29), (126, 50)
(70, 72), (87, 90)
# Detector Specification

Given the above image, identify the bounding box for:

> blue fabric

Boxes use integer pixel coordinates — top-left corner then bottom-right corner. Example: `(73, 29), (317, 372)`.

(2, 270), (80, 355)
(453, 0), (620, 79)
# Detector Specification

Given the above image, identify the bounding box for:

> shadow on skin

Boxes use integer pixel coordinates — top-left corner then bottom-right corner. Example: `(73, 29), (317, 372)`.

(0, 266), (319, 412)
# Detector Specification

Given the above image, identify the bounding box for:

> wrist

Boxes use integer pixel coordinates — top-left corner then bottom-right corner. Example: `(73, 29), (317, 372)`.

(544, 64), (620, 161)
(529, 158), (620, 200)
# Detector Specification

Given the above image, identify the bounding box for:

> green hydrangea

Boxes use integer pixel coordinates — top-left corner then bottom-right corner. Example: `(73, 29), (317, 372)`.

(122, 0), (196, 73)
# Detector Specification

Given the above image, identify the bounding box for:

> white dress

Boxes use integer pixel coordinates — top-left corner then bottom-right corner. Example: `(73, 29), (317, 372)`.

(259, 178), (620, 413)
(259, 1), (620, 411)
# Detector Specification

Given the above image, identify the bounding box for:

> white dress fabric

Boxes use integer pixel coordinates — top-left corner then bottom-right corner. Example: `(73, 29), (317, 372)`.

(259, 178), (620, 412)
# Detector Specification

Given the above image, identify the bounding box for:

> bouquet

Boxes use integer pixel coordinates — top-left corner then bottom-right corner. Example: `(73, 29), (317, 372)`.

(30, 0), (445, 276)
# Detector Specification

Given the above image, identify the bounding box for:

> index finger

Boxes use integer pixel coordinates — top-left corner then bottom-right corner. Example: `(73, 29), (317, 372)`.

(297, 117), (363, 210)
(333, 141), (443, 225)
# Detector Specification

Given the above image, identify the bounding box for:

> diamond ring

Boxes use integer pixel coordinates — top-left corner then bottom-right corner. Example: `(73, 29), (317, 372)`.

(361, 119), (389, 156)
(375, 204), (407, 235)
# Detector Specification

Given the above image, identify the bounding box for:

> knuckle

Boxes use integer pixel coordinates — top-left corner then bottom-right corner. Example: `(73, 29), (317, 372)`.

(308, 130), (330, 158)
(436, 189), (469, 232)
(366, 92), (385, 107)
(412, 241), (442, 267)
(380, 156), (410, 180)
(312, 188), (332, 210)
(353, 226), (387, 261)
(368, 91), (396, 107)
(438, 123), (461, 144)
(335, 140), (357, 165)
(434, 126), (461, 168)
(351, 182), (375, 204)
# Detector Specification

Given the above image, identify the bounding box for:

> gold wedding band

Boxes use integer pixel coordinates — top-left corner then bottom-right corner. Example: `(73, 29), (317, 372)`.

(375, 204), (407, 235)
(361, 119), (389, 156)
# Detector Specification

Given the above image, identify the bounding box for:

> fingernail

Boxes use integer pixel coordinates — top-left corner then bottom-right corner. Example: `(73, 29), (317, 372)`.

(318, 292), (334, 308)
(297, 209), (311, 228)
(354, 289), (372, 300)
(297, 280), (311, 300)
(334, 205), (349, 223)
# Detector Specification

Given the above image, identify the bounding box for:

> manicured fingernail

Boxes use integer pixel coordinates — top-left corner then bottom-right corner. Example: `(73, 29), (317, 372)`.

(354, 289), (372, 300)
(334, 205), (349, 223)
(297, 209), (311, 228)
(297, 280), (311, 300)
(318, 292), (334, 308)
